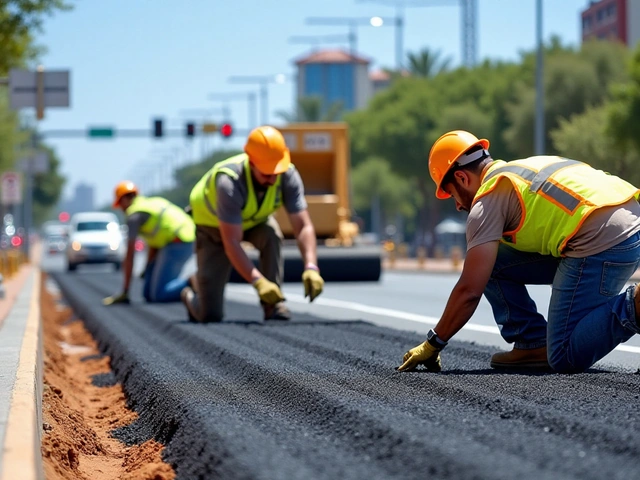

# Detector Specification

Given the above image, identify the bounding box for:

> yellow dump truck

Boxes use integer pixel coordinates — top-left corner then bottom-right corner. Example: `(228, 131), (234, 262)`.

(273, 122), (381, 282)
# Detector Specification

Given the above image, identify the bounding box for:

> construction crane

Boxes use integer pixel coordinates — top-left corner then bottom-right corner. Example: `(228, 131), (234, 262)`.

(357, 0), (478, 68)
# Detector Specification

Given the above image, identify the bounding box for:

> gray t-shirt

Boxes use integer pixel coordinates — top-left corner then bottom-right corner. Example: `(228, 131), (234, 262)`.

(126, 211), (151, 240)
(466, 177), (640, 257)
(215, 167), (307, 225)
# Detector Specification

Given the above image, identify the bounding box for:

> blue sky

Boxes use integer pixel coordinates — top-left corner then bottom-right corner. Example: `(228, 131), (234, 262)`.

(35, 0), (589, 207)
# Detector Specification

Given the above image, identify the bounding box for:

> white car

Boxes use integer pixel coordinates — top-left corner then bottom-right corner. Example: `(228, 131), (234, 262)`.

(66, 212), (124, 272)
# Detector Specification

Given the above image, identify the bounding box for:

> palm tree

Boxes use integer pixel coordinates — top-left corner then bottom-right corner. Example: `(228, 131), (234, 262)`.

(406, 48), (452, 78)
(276, 96), (344, 123)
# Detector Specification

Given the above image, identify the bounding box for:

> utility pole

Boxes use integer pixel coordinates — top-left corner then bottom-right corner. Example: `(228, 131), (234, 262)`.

(535, 0), (545, 155)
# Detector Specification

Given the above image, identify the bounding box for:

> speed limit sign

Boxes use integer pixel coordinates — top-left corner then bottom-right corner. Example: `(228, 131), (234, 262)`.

(1, 172), (22, 205)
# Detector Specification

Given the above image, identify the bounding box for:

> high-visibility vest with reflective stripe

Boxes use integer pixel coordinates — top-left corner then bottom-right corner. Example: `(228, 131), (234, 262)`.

(474, 156), (640, 257)
(189, 153), (284, 229)
(126, 196), (195, 248)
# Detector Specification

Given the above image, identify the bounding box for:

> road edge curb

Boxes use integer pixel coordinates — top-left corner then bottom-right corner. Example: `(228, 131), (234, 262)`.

(0, 268), (43, 480)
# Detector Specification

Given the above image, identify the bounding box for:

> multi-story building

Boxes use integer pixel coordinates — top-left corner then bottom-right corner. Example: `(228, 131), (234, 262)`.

(581, 0), (640, 48)
(294, 49), (373, 114)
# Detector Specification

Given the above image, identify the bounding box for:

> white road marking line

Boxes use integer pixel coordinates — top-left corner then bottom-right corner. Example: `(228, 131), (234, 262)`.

(226, 286), (640, 355)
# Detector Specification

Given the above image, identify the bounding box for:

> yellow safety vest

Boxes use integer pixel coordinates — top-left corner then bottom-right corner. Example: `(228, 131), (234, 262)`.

(474, 156), (640, 257)
(126, 196), (195, 248)
(189, 153), (285, 229)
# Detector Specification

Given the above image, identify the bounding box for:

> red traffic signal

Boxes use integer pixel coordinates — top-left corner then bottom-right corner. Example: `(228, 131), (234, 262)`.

(186, 122), (196, 138)
(220, 123), (233, 138)
(58, 211), (70, 222)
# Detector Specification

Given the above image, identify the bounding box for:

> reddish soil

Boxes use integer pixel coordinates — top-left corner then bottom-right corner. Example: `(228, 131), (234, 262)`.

(40, 274), (175, 480)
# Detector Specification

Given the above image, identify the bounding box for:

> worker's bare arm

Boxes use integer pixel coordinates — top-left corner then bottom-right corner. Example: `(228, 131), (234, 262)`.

(218, 220), (263, 283)
(288, 209), (318, 266)
(434, 240), (499, 341)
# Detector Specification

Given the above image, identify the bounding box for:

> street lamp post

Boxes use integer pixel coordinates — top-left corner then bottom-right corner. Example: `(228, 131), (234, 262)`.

(288, 34), (352, 52)
(305, 16), (392, 59)
(535, 0), (545, 155)
(228, 75), (290, 125)
(208, 92), (259, 130)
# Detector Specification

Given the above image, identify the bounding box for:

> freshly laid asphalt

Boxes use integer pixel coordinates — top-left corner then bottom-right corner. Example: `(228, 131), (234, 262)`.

(50, 270), (640, 480)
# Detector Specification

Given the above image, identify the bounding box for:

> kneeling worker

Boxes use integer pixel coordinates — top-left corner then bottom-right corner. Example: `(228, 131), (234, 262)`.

(103, 181), (195, 305)
(181, 125), (324, 322)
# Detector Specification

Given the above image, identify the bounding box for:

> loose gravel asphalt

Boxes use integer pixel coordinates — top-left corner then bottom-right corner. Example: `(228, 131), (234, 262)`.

(50, 270), (640, 480)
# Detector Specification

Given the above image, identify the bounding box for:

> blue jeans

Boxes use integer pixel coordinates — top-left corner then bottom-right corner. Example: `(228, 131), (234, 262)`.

(484, 232), (640, 373)
(143, 241), (194, 303)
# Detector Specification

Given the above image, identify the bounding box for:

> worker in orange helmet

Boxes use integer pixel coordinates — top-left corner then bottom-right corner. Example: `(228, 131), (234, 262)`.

(103, 181), (195, 305)
(398, 130), (640, 374)
(182, 125), (324, 323)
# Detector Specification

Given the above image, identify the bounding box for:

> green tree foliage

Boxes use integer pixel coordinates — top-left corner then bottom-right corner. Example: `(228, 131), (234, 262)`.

(504, 40), (628, 158)
(553, 105), (640, 187)
(351, 156), (416, 224)
(406, 48), (452, 78)
(276, 96), (343, 123)
(0, 0), (72, 74)
(607, 43), (640, 155)
(31, 144), (65, 225)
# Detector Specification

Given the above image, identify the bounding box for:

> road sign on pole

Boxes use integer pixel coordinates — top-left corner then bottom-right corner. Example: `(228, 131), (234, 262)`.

(1, 172), (23, 205)
(19, 152), (50, 174)
(9, 68), (70, 118)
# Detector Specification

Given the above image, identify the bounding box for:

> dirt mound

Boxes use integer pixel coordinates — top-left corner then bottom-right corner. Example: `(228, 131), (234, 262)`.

(40, 274), (175, 480)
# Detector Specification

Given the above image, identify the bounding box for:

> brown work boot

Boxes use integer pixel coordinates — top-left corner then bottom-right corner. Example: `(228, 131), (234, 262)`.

(490, 346), (550, 370)
(187, 274), (199, 295)
(180, 286), (201, 323)
(262, 301), (291, 321)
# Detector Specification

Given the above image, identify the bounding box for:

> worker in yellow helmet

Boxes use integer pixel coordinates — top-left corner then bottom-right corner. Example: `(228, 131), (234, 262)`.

(182, 125), (324, 323)
(398, 130), (640, 374)
(103, 181), (196, 305)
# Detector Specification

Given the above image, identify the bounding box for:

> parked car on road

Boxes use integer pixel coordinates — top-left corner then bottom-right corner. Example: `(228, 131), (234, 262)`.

(66, 212), (124, 271)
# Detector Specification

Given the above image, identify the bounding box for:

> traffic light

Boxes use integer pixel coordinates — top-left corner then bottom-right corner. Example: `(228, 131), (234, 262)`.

(220, 123), (233, 138)
(58, 211), (70, 222)
(153, 118), (164, 138)
(186, 122), (196, 138)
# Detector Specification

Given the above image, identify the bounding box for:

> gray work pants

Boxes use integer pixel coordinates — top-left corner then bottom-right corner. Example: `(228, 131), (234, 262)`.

(194, 216), (283, 322)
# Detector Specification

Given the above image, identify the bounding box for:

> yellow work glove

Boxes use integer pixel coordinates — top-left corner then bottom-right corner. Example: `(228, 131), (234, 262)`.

(397, 341), (442, 372)
(102, 292), (130, 306)
(253, 278), (285, 305)
(302, 268), (324, 302)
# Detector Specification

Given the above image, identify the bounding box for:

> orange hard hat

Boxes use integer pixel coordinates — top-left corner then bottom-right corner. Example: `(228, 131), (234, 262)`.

(429, 130), (490, 199)
(112, 180), (138, 208)
(244, 126), (291, 175)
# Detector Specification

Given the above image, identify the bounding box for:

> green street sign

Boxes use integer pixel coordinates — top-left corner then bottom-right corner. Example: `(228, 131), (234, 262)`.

(88, 127), (115, 138)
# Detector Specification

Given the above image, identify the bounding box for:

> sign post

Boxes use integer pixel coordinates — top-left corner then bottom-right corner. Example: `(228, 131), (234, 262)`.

(7, 66), (71, 258)
(1, 172), (23, 206)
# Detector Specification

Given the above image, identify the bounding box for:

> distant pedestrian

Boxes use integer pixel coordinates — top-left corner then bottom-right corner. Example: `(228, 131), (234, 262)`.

(398, 130), (640, 373)
(103, 181), (195, 305)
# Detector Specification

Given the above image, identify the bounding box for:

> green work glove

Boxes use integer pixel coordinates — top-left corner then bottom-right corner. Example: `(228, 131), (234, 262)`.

(102, 292), (130, 306)
(397, 341), (442, 372)
(302, 269), (324, 302)
(253, 278), (285, 305)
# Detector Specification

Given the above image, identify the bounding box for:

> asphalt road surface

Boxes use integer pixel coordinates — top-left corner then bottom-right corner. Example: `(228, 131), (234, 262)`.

(44, 252), (640, 480)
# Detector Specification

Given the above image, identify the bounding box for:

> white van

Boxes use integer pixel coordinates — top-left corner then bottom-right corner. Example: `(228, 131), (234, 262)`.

(65, 212), (124, 272)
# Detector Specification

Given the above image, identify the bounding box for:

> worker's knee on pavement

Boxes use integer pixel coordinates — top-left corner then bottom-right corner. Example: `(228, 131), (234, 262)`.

(548, 348), (586, 374)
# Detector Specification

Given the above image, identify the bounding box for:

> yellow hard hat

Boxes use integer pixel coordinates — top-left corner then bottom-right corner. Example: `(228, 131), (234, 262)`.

(429, 130), (490, 199)
(112, 180), (138, 208)
(244, 126), (291, 175)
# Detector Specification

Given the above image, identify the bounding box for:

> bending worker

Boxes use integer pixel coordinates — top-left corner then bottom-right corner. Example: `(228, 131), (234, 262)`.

(103, 181), (195, 305)
(398, 130), (640, 373)
(181, 125), (324, 323)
